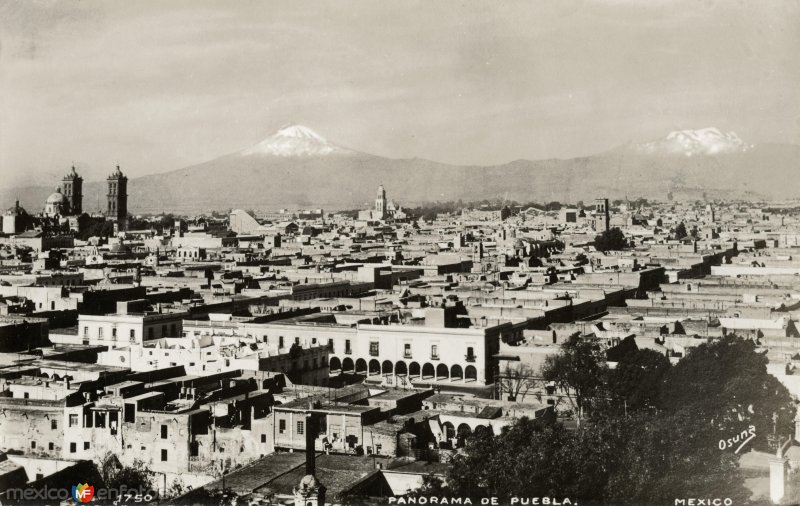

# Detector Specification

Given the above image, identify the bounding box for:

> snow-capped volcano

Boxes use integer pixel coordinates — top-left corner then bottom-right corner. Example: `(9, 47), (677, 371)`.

(634, 127), (752, 157)
(241, 124), (351, 157)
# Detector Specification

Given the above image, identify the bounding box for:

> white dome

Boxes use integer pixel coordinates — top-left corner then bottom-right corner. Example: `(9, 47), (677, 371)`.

(46, 189), (66, 204)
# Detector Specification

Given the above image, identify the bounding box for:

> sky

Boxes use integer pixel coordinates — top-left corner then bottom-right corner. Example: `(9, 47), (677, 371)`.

(1, 0), (798, 188)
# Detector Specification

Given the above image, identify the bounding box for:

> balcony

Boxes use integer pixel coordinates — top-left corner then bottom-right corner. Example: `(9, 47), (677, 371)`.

(465, 355), (476, 363)
(369, 350), (379, 357)
(431, 355), (439, 361)
(344, 349), (352, 355)
(403, 352), (413, 359)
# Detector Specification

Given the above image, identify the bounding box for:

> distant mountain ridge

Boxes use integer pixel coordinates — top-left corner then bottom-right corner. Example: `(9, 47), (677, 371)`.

(2, 126), (798, 214)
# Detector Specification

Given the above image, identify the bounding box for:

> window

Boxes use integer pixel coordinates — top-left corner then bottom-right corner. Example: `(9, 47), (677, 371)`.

(376, 444), (382, 454)
(279, 336), (284, 348)
(279, 419), (286, 434)
(466, 347), (475, 362)
(70, 443), (76, 453)
(161, 449), (168, 461)
(69, 414), (79, 427)
(295, 337), (300, 345)
(130, 329), (136, 340)
(98, 327), (104, 339)
(31, 441), (36, 449)
(161, 425), (168, 439)
(51, 301), (55, 310)
(48, 442), (54, 451)
(84, 442), (90, 450)
(112, 327), (117, 339)
(431, 345), (439, 359)
(83, 327), (88, 338)
(404, 343), (412, 358)
(51, 419), (57, 430)
(311, 338), (317, 344)
(297, 421), (305, 435)
(369, 341), (379, 356)
(261, 434), (267, 443)
(124, 404), (135, 423)
(345, 339), (352, 354)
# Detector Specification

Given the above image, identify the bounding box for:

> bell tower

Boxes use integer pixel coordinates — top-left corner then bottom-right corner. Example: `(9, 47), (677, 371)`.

(594, 198), (610, 232)
(375, 185), (387, 220)
(107, 165), (128, 231)
(61, 166), (83, 215)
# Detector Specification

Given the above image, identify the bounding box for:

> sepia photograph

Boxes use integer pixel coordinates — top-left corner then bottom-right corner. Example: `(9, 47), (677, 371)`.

(0, 1), (799, 505)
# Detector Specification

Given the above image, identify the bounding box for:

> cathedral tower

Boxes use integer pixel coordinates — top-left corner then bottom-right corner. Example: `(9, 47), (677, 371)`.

(107, 165), (128, 230)
(61, 166), (83, 215)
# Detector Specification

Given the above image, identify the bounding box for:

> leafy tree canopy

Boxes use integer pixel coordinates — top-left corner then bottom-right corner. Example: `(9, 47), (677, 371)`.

(413, 335), (795, 505)
(594, 227), (626, 251)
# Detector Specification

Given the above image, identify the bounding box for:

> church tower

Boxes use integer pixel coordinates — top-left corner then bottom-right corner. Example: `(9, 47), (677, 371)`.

(107, 165), (128, 230)
(61, 166), (83, 215)
(375, 185), (387, 220)
(594, 198), (610, 232)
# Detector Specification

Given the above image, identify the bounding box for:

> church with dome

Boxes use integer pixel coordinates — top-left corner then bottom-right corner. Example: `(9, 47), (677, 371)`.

(44, 166), (83, 218)
(1, 165), (130, 236)
(358, 185), (407, 222)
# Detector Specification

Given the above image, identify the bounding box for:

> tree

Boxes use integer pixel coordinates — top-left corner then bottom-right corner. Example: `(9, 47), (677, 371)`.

(594, 227), (626, 252)
(497, 364), (540, 402)
(448, 419), (571, 499)
(100, 454), (153, 492)
(446, 416), (628, 502)
(402, 473), (448, 500)
(541, 335), (608, 427)
(606, 410), (751, 505)
(674, 222), (688, 239)
(607, 347), (670, 413)
(658, 335), (795, 451)
(411, 334), (794, 505)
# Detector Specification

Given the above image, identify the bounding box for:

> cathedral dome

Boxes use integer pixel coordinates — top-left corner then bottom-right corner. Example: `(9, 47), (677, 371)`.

(46, 189), (67, 204)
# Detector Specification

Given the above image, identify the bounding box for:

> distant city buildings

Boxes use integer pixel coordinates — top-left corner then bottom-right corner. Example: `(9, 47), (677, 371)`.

(0, 165), (131, 238)
(0, 188), (798, 503)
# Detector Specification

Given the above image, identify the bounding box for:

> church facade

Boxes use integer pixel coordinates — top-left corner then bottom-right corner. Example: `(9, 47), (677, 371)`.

(358, 185), (406, 222)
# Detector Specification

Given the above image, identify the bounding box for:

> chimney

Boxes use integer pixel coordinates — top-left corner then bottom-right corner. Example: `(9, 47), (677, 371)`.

(305, 412), (316, 476)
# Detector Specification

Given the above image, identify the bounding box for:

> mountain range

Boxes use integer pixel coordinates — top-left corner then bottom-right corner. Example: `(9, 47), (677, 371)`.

(2, 125), (798, 214)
